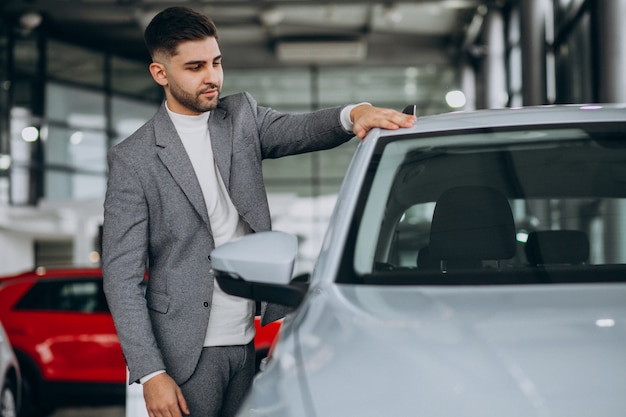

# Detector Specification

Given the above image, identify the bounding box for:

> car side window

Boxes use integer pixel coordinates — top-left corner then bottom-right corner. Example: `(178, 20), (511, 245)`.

(347, 128), (626, 285)
(14, 279), (110, 313)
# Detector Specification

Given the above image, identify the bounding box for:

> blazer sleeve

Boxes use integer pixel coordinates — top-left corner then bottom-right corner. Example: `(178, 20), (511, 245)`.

(102, 144), (166, 384)
(241, 92), (355, 159)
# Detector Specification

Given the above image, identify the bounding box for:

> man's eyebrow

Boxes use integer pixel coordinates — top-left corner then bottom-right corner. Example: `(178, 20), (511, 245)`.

(183, 55), (222, 65)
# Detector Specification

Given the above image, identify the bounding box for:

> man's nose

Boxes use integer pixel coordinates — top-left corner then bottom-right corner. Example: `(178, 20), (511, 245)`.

(203, 67), (219, 83)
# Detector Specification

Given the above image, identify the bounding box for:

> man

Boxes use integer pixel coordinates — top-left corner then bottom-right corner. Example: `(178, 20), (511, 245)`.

(102, 6), (414, 417)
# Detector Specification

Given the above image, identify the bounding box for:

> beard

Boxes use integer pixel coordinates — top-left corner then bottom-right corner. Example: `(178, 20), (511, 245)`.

(169, 80), (221, 113)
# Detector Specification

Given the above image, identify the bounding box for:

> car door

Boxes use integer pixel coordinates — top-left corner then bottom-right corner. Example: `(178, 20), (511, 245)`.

(10, 278), (126, 384)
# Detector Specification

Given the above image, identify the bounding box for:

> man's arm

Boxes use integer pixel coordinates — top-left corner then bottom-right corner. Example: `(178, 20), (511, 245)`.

(234, 92), (415, 157)
(102, 145), (166, 383)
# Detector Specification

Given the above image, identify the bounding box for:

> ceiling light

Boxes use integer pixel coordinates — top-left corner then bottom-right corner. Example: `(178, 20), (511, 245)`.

(19, 12), (42, 31)
(440, 0), (478, 9)
(276, 40), (367, 64)
(0, 154), (11, 170)
(261, 8), (285, 27)
(21, 126), (39, 142)
(70, 131), (84, 145)
(595, 318), (615, 328)
(383, 4), (403, 25)
(135, 9), (159, 31)
(445, 90), (466, 108)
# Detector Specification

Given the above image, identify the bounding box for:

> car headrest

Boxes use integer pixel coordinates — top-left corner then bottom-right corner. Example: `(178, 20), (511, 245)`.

(525, 230), (590, 266)
(416, 246), (437, 270)
(429, 186), (516, 263)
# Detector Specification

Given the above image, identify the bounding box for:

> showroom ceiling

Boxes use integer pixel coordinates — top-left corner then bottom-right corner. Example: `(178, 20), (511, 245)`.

(1, 0), (512, 115)
(0, 0), (505, 69)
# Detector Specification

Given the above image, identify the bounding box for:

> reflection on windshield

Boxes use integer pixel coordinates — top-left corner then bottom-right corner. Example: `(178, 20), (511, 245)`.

(343, 126), (626, 285)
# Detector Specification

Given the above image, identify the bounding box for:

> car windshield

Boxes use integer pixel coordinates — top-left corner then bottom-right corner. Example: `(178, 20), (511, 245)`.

(339, 122), (626, 285)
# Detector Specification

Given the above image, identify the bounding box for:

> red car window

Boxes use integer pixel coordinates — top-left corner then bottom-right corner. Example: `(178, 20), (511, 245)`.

(14, 279), (110, 313)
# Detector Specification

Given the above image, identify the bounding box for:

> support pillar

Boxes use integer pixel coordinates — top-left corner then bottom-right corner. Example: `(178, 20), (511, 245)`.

(483, 9), (507, 108)
(520, 0), (547, 105)
(593, 0), (626, 263)
(594, 0), (626, 102)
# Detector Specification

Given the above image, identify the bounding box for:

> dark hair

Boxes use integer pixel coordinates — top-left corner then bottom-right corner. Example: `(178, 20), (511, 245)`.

(144, 6), (218, 59)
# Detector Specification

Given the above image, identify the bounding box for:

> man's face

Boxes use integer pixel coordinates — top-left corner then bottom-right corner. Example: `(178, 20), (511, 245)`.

(153, 36), (223, 115)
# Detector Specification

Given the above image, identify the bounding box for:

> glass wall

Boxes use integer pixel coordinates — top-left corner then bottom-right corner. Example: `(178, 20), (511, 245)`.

(4, 35), (161, 205)
(0, 22), (11, 204)
(45, 83), (107, 200)
(6, 32), (460, 206)
(9, 29), (44, 206)
(3, 24), (461, 271)
(40, 43), (160, 201)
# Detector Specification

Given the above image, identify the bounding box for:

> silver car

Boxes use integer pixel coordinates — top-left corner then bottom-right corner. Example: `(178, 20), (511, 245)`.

(0, 322), (20, 417)
(212, 104), (626, 417)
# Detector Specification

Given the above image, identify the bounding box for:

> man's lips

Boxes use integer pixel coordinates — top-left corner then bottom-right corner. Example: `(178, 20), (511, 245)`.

(201, 87), (219, 97)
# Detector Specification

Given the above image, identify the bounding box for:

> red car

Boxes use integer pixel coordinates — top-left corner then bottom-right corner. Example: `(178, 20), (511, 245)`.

(0, 267), (280, 417)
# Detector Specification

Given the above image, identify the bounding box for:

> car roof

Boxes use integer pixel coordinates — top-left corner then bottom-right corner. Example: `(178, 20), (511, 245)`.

(0, 266), (103, 285)
(377, 103), (626, 138)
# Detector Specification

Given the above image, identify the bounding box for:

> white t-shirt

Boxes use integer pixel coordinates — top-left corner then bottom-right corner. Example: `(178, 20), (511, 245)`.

(167, 104), (256, 348)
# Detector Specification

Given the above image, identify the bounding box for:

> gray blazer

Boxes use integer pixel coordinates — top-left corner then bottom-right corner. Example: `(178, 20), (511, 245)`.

(102, 92), (353, 385)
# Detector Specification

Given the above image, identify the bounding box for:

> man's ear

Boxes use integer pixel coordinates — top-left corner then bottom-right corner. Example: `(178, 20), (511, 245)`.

(149, 62), (168, 87)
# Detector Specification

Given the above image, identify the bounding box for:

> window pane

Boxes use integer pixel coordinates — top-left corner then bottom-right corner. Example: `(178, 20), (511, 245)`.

(47, 40), (105, 88)
(319, 66), (456, 113)
(15, 279), (108, 313)
(44, 83), (107, 200)
(222, 69), (312, 110)
(111, 56), (161, 100)
(45, 170), (106, 200)
(263, 153), (312, 181)
(13, 37), (38, 76)
(46, 82), (105, 125)
(318, 140), (357, 178)
(46, 126), (106, 171)
(345, 126), (626, 282)
(111, 96), (158, 146)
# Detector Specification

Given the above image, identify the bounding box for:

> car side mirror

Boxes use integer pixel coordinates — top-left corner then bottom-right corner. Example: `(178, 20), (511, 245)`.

(211, 231), (307, 308)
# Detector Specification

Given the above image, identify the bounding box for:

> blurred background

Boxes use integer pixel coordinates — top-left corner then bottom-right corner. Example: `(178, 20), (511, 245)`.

(2, 0), (624, 277)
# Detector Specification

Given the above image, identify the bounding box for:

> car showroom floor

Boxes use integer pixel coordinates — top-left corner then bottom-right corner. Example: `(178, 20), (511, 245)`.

(50, 406), (124, 417)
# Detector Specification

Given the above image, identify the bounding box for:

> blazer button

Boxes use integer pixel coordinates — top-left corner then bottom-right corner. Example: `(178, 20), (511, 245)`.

(203, 302), (209, 308)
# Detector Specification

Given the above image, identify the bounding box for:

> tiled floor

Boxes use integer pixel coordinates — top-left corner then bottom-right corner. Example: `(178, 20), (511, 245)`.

(49, 406), (125, 417)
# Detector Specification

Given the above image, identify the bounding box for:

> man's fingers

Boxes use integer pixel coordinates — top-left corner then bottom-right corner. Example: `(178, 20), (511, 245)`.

(177, 387), (190, 415)
(143, 373), (186, 417)
(351, 105), (415, 139)
(354, 115), (415, 139)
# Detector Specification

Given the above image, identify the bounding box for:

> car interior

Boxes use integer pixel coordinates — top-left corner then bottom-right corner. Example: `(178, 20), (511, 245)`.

(340, 124), (626, 286)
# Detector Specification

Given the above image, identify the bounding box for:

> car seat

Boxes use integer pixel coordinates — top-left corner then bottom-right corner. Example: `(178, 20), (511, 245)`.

(524, 230), (590, 266)
(428, 185), (517, 272)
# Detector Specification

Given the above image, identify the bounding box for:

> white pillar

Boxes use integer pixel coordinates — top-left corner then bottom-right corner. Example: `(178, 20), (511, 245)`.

(483, 10), (508, 108)
(0, 230), (34, 275)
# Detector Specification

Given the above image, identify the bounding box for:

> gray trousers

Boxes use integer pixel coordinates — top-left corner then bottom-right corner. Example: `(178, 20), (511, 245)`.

(180, 341), (255, 417)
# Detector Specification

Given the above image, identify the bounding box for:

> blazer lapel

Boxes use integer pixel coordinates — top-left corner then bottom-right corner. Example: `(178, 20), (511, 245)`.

(209, 105), (232, 190)
(154, 104), (210, 226)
